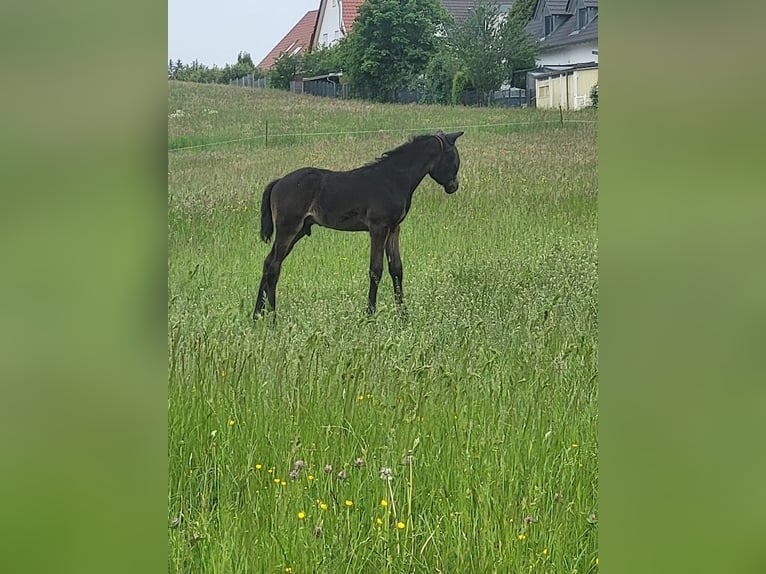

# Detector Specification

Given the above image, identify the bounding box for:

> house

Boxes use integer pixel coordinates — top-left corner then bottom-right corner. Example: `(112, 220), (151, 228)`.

(524, 0), (598, 109)
(313, 0), (364, 49)
(257, 10), (319, 70)
(312, 0), (490, 49)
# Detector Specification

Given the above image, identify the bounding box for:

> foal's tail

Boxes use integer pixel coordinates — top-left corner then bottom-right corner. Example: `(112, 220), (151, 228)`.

(260, 179), (279, 242)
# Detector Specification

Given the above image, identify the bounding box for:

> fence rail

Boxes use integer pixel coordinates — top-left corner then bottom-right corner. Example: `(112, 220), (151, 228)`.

(229, 74), (529, 107)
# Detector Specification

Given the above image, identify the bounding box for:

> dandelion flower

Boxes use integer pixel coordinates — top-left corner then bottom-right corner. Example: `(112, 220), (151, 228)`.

(337, 469), (347, 481)
(284, 568), (292, 574)
(294, 460), (305, 470)
(354, 457), (365, 468)
(376, 517), (383, 525)
(289, 469), (299, 480)
(543, 548), (548, 556)
(228, 419), (235, 426)
(324, 464), (333, 474)
(379, 466), (393, 480)
(280, 480), (287, 487)
(268, 468), (274, 474)
(307, 474), (314, 481)
(273, 478), (280, 484)
(571, 443), (579, 448)
(517, 533), (526, 541)
(319, 502), (328, 511)
(297, 511), (306, 520)
(255, 464), (262, 470)
(396, 521), (405, 529)
(380, 499), (388, 508)
(358, 394), (365, 401)
(344, 500), (353, 507)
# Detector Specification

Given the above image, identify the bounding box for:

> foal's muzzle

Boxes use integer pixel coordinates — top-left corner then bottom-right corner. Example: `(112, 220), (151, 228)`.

(444, 180), (459, 194)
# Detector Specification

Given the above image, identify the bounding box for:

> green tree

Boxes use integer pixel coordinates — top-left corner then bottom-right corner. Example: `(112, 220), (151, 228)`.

(344, 0), (448, 102)
(501, 0), (538, 81)
(301, 41), (349, 77)
(447, 0), (537, 100)
(448, 1), (506, 98)
(269, 52), (300, 90)
(507, 0), (537, 26)
(421, 41), (459, 104)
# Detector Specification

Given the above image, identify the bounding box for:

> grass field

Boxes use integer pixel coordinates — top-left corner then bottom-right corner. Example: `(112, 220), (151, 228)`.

(168, 81), (598, 573)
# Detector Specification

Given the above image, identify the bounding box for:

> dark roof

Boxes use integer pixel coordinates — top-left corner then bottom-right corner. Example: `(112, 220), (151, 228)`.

(528, 61), (597, 79)
(526, 0), (598, 50)
(441, 1), (514, 24)
(258, 10), (318, 70)
(545, 0), (569, 13)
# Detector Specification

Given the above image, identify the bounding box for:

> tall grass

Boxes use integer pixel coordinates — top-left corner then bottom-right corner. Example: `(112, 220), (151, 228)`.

(168, 82), (598, 573)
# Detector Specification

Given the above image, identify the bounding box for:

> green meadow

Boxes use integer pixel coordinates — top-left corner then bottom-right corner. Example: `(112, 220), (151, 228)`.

(168, 81), (598, 573)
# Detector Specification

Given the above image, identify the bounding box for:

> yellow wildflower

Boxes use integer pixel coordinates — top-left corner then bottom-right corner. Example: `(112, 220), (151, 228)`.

(380, 499), (388, 507)
(376, 517), (383, 525)
(517, 533), (526, 541)
(571, 443), (579, 448)
(255, 464), (262, 470)
(319, 502), (328, 511)
(344, 500), (353, 507)
(396, 521), (405, 529)
(228, 419), (235, 426)
(273, 478), (280, 484)
(280, 480), (287, 487)
(297, 511), (306, 520)
(307, 474), (314, 481)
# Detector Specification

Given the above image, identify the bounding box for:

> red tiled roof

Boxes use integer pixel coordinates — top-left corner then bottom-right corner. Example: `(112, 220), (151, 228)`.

(341, 0), (364, 33)
(257, 10), (319, 70)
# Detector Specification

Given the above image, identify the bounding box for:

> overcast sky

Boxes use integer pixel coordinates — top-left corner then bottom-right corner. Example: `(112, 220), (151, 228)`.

(168, 0), (321, 67)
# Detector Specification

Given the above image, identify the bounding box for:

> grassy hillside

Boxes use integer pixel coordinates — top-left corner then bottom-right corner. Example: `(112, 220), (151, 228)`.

(168, 82), (598, 573)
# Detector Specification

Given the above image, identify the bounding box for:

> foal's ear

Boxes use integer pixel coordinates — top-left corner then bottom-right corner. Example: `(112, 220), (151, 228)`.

(445, 131), (464, 145)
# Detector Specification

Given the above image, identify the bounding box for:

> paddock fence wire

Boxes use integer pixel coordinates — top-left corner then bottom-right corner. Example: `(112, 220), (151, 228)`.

(168, 118), (597, 153)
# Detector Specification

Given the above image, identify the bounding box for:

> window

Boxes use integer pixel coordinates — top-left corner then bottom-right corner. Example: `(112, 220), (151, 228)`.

(332, 0), (336, 6)
(334, 30), (340, 40)
(544, 15), (554, 36)
(322, 33), (328, 45)
(578, 7), (597, 29)
(539, 85), (549, 98)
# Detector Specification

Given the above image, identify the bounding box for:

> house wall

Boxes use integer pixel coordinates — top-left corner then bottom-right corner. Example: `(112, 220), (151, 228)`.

(316, 0), (343, 48)
(536, 40), (598, 66)
(535, 67), (598, 110)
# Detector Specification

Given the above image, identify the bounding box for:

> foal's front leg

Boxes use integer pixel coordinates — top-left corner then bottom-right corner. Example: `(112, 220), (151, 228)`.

(366, 228), (388, 315)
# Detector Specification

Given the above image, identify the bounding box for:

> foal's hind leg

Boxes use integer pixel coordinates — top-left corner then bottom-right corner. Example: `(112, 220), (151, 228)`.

(253, 218), (305, 320)
(366, 227), (389, 315)
(385, 226), (407, 319)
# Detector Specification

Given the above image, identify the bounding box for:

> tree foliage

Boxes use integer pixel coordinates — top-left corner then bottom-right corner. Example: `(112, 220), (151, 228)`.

(168, 52), (263, 84)
(269, 52), (300, 90)
(447, 0), (537, 95)
(300, 42), (349, 78)
(343, 0), (448, 102)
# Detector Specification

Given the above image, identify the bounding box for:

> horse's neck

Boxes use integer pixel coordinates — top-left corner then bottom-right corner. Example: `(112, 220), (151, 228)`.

(381, 145), (437, 195)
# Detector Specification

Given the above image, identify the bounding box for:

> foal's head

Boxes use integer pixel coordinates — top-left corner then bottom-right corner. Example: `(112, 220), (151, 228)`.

(429, 130), (464, 194)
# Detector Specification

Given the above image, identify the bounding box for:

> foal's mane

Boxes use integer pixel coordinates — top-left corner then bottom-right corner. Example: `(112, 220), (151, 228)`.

(360, 134), (437, 169)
